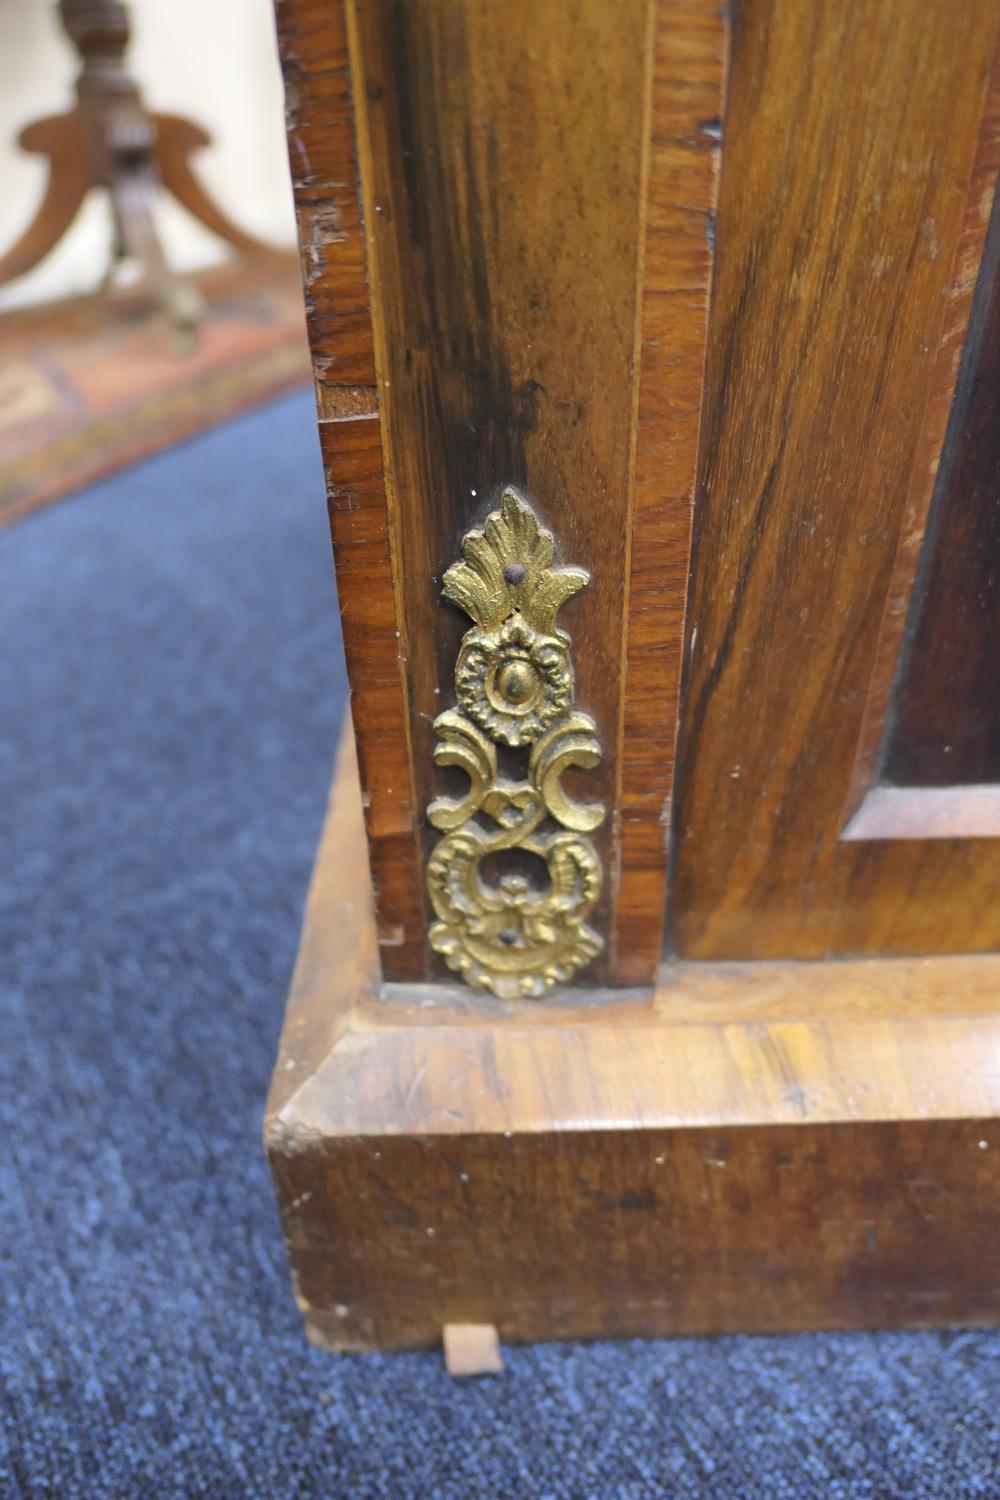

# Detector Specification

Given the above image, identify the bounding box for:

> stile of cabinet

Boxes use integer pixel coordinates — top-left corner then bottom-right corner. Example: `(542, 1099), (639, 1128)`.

(266, 0), (1000, 1350)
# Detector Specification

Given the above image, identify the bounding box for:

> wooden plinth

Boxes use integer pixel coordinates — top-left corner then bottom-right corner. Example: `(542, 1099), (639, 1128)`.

(265, 720), (1000, 1351)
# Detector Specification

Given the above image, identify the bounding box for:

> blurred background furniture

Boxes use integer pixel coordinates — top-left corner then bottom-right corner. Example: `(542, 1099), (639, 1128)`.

(0, 0), (282, 338)
(0, 0), (310, 525)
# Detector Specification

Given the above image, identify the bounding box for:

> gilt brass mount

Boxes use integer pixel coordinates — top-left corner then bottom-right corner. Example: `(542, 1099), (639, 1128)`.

(426, 488), (606, 998)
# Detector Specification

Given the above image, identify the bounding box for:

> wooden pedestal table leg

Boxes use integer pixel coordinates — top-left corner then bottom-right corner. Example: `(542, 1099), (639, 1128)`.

(0, 115), (93, 287)
(151, 114), (284, 260)
(0, 0), (282, 344)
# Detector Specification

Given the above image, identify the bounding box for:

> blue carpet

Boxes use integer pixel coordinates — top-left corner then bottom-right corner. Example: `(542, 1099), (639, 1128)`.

(1, 391), (998, 1498)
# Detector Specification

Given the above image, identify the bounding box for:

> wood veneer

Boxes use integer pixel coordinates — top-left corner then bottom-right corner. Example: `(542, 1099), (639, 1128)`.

(884, 185), (1000, 788)
(844, 58), (1000, 821)
(614, 0), (726, 980)
(276, 0), (427, 975)
(267, 720), (1000, 1349)
(279, 0), (723, 988)
(269, 0), (1000, 1352)
(672, 0), (1000, 959)
(347, 0), (652, 985)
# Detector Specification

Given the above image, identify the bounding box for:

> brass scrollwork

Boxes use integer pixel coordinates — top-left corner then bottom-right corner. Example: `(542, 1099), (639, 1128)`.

(426, 488), (605, 998)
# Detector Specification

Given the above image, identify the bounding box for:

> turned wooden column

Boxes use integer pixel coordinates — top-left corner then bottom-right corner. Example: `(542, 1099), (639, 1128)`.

(0, 0), (279, 339)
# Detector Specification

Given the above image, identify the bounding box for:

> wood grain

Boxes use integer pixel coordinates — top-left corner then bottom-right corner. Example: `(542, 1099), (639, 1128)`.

(280, 1119), (1000, 1350)
(276, 0), (376, 394)
(276, 0), (427, 973)
(613, 0), (727, 982)
(287, 968), (1000, 1140)
(281, 0), (726, 984)
(671, 0), (1000, 959)
(845, 56), (1000, 814)
(346, 0), (654, 983)
(267, 729), (1000, 1348)
(269, 0), (1000, 1356)
(266, 714), (375, 1119)
(885, 186), (1000, 786)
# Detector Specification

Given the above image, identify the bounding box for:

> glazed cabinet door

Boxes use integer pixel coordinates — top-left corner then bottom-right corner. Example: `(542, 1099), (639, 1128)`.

(268, 0), (1000, 1355)
(279, 0), (1000, 989)
(671, 0), (1000, 960)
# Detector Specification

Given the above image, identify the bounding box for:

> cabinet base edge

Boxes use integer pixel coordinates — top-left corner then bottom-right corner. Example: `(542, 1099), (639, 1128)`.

(266, 717), (1000, 1350)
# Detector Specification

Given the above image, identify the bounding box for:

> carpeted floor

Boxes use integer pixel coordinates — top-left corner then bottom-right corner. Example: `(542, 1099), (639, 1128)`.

(2, 392), (998, 1499)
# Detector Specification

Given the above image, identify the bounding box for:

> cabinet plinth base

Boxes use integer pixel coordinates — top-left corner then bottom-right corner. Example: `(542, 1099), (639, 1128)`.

(266, 722), (1000, 1351)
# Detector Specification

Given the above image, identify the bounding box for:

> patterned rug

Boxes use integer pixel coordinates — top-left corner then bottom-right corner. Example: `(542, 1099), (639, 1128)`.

(0, 256), (310, 528)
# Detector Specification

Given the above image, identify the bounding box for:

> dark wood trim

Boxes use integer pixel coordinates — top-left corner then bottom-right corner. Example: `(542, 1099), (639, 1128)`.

(280, 0), (727, 985)
(276, 0), (427, 976)
(265, 714), (375, 1120)
(613, 0), (728, 982)
(344, 0), (656, 984)
(843, 56), (1000, 820)
(881, 181), (1000, 789)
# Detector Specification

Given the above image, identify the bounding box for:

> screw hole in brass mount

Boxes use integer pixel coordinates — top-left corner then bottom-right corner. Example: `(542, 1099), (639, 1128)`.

(426, 487), (606, 999)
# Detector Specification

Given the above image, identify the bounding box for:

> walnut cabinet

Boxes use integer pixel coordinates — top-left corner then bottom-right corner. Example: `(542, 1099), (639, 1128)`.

(266, 0), (1000, 1349)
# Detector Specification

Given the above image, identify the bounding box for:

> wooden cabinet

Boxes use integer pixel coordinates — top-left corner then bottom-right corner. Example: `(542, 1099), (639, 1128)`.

(267, 0), (1000, 1350)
